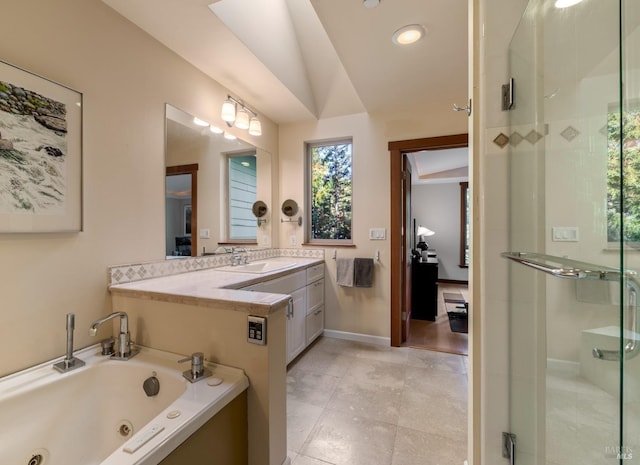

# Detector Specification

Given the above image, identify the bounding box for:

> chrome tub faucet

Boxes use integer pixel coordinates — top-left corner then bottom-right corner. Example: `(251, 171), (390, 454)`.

(89, 311), (138, 360)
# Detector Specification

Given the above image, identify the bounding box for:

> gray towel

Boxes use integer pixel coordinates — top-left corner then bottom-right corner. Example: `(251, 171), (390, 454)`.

(336, 258), (354, 287)
(354, 258), (374, 287)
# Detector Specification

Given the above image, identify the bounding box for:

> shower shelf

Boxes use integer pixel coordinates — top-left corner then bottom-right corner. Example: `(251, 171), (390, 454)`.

(500, 251), (636, 282)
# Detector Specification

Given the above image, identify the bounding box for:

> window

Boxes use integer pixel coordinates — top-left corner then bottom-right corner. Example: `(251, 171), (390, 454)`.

(607, 105), (640, 244)
(306, 139), (353, 243)
(228, 153), (257, 241)
(460, 182), (469, 267)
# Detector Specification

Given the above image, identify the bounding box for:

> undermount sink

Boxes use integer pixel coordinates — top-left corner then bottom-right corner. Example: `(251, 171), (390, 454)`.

(217, 259), (299, 274)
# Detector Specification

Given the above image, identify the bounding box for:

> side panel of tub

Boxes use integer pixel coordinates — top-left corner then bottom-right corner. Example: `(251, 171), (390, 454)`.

(160, 390), (247, 465)
(113, 295), (287, 465)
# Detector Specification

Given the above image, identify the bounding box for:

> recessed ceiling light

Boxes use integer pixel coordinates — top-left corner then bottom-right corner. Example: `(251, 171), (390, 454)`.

(554, 0), (583, 7)
(392, 24), (426, 46)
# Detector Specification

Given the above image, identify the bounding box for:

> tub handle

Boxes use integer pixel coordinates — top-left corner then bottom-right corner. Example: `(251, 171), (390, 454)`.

(178, 352), (212, 383)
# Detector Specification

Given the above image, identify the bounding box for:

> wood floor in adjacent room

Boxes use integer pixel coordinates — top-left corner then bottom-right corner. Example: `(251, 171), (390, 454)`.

(405, 282), (469, 356)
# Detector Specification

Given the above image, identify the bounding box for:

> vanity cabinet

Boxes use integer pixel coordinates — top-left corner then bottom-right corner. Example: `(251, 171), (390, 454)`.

(305, 264), (325, 346)
(260, 270), (307, 364)
(241, 263), (325, 364)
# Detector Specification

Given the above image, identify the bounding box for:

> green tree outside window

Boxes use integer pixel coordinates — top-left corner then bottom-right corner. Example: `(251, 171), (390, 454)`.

(607, 108), (640, 243)
(308, 140), (352, 242)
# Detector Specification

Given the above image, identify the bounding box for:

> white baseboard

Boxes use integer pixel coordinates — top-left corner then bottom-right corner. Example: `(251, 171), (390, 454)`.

(547, 358), (580, 375)
(322, 329), (390, 346)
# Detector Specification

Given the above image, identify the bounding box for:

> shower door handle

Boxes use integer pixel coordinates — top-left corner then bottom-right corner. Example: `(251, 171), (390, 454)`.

(592, 280), (640, 361)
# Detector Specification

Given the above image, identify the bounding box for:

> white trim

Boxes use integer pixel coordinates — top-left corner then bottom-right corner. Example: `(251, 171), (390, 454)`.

(322, 329), (390, 346)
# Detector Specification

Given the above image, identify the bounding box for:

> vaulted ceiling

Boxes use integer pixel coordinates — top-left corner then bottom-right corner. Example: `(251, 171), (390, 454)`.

(101, 0), (468, 125)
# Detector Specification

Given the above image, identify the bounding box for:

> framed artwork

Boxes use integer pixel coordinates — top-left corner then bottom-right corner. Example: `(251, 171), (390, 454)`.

(0, 59), (82, 232)
(184, 204), (192, 236)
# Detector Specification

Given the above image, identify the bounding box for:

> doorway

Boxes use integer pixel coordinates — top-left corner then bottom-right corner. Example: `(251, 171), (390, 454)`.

(389, 134), (468, 347)
(166, 163), (198, 257)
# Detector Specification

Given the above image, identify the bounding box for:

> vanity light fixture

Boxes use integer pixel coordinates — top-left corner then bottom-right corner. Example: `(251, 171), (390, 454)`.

(248, 117), (262, 136)
(221, 98), (236, 123)
(392, 24), (426, 45)
(235, 108), (250, 130)
(554, 0), (583, 7)
(220, 95), (262, 136)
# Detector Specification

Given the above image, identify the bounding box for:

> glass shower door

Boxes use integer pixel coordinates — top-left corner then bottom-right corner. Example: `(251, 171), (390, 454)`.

(505, 0), (640, 463)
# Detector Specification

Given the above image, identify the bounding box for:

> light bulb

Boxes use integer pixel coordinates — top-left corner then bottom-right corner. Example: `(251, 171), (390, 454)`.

(392, 24), (426, 45)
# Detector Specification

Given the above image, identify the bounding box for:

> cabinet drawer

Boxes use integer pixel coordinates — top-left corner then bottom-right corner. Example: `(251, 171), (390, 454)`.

(306, 263), (325, 284)
(262, 270), (306, 294)
(306, 278), (324, 315)
(306, 305), (324, 345)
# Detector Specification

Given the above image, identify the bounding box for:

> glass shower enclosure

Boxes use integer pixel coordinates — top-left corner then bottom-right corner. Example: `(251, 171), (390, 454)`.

(503, 0), (640, 463)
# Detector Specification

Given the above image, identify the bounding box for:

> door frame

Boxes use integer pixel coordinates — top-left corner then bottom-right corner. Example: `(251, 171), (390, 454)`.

(166, 163), (198, 257)
(388, 133), (468, 346)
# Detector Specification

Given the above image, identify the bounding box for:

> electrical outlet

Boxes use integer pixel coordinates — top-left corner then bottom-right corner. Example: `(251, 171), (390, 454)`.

(199, 228), (210, 239)
(247, 315), (266, 345)
(290, 235), (297, 246)
(262, 235), (269, 245)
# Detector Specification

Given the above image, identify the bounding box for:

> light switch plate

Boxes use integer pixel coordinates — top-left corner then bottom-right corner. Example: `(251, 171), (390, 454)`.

(199, 228), (210, 239)
(248, 315), (266, 345)
(552, 226), (579, 242)
(369, 228), (386, 240)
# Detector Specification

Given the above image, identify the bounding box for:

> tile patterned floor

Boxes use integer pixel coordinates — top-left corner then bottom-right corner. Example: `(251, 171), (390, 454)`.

(287, 336), (468, 465)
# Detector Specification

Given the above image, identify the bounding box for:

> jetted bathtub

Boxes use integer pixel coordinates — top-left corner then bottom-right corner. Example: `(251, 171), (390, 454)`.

(0, 345), (248, 465)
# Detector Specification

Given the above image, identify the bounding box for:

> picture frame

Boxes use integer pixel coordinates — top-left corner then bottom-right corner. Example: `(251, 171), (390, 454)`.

(0, 59), (82, 233)
(184, 204), (192, 236)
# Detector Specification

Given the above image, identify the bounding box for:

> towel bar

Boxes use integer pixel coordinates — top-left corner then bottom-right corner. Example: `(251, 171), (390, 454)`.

(332, 249), (380, 263)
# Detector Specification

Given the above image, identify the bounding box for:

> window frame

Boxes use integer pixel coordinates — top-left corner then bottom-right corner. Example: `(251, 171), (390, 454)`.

(305, 138), (354, 245)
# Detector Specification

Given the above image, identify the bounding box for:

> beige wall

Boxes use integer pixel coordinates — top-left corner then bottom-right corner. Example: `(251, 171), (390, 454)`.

(0, 0), (277, 378)
(278, 108), (467, 339)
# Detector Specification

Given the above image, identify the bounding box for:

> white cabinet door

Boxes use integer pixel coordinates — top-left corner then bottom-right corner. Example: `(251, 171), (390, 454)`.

(287, 287), (307, 364)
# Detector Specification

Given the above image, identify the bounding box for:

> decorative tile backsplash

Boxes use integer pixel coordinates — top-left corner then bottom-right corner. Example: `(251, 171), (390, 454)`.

(107, 248), (325, 286)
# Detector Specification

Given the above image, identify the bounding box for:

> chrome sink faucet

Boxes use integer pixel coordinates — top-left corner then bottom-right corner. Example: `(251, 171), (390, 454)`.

(89, 311), (138, 360)
(231, 247), (249, 266)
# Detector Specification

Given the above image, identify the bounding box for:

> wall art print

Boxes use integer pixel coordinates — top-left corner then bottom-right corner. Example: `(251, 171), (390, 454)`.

(0, 59), (82, 232)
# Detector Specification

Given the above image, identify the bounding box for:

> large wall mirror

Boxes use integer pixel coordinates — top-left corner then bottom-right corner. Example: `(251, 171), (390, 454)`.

(165, 104), (272, 258)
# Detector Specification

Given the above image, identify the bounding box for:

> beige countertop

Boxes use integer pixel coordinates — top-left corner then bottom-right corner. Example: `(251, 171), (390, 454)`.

(109, 257), (325, 316)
